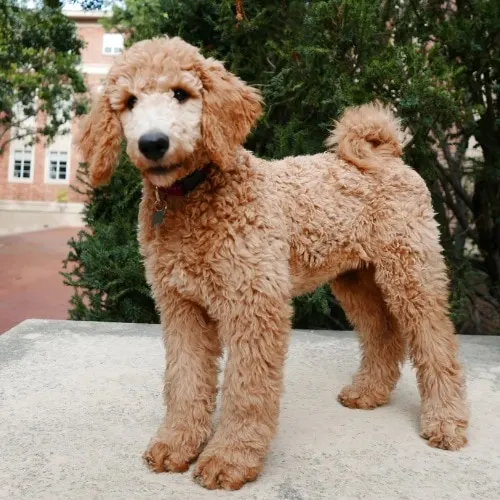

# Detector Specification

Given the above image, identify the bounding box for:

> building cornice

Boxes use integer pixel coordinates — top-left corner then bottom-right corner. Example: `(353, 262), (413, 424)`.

(79, 63), (111, 75)
(63, 9), (111, 22)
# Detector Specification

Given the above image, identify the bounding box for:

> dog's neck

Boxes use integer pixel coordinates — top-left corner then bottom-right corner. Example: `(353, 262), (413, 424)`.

(149, 163), (215, 227)
(157, 163), (214, 197)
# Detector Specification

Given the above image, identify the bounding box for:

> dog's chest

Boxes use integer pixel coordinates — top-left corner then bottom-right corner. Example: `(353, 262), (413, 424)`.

(145, 222), (230, 302)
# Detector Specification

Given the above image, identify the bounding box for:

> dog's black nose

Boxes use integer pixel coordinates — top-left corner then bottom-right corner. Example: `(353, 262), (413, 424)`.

(138, 132), (170, 161)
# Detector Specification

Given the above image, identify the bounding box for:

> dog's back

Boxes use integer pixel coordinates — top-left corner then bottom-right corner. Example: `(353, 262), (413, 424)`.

(253, 102), (429, 297)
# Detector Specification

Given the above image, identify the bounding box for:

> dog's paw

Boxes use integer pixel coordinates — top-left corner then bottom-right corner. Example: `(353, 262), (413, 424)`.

(337, 384), (389, 409)
(420, 418), (468, 451)
(143, 435), (202, 473)
(193, 449), (262, 490)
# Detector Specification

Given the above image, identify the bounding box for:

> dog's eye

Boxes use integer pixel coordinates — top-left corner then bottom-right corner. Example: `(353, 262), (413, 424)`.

(173, 88), (189, 103)
(126, 95), (137, 110)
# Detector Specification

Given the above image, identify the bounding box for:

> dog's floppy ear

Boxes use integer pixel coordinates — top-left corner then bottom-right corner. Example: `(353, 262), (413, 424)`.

(75, 90), (122, 187)
(199, 59), (262, 169)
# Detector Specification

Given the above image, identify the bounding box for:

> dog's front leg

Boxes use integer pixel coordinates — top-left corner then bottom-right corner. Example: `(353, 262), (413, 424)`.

(144, 289), (221, 473)
(194, 297), (293, 490)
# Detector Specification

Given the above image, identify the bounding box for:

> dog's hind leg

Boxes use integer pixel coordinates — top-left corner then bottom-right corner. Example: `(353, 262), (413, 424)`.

(374, 242), (469, 450)
(331, 265), (406, 409)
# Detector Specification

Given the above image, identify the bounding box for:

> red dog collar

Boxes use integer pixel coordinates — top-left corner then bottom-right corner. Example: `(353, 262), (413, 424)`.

(152, 164), (214, 227)
(164, 163), (213, 196)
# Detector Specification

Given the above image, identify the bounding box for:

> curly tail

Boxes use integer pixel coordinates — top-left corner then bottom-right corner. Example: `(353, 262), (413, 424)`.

(325, 101), (406, 171)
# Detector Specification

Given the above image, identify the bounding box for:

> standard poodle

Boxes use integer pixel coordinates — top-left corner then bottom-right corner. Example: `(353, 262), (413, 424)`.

(77, 36), (469, 490)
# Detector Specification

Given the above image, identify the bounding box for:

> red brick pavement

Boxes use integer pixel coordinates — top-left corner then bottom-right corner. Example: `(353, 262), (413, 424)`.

(0, 227), (80, 334)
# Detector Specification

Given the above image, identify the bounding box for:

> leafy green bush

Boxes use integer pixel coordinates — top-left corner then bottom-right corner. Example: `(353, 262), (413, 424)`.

(62, 152), (158, 324)
(64, 0), (500, 333)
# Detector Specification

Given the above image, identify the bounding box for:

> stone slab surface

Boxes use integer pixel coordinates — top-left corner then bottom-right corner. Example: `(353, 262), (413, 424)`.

(1, 320), (499, 499)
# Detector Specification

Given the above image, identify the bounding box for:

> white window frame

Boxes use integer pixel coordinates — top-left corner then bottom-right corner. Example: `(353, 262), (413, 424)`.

(8, 143), (35, 183)
(44, 95), (72, 184)
(45, 146), (71, 185)
(102, 33), (124, 56)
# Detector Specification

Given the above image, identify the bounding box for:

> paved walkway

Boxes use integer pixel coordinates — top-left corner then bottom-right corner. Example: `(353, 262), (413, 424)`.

(0, 227), (80, 333)
(1, 321), (499, 499)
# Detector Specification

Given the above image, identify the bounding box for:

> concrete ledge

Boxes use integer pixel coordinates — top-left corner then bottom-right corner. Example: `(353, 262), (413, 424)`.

(1, 320), (499, 499)
(0, 201), (84, 236)
(0, 200), (84, 214)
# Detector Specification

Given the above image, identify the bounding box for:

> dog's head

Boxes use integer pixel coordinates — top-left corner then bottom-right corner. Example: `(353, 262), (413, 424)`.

(76, 37), (262, 187)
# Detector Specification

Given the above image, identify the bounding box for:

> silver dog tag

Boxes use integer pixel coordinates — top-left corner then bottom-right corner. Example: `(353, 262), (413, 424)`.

(152, 209), (164, 227)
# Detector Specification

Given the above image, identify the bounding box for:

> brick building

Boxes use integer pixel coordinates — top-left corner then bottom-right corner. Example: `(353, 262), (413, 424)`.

(0, 9), (122, 233)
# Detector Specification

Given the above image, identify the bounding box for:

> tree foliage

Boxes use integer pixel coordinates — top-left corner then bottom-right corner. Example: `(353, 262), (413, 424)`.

(65, 0), (500, 333)
(0, 0), (86, 155)
(62, 151), (159, 323)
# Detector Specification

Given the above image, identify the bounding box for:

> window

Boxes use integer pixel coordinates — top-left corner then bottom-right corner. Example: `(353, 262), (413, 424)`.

(102, 33), (124, 55)
(8, 101), (36, 182)
(45, 128), (71, 184)
(47, 151), (69, 182)
(12, 147), (33, 180)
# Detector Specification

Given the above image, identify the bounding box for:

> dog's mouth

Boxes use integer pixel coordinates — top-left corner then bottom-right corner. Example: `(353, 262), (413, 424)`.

(146, 164), (181, 176)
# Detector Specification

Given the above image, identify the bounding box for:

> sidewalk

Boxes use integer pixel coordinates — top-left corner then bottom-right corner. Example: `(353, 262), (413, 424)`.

(0, 227), (80, 333)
